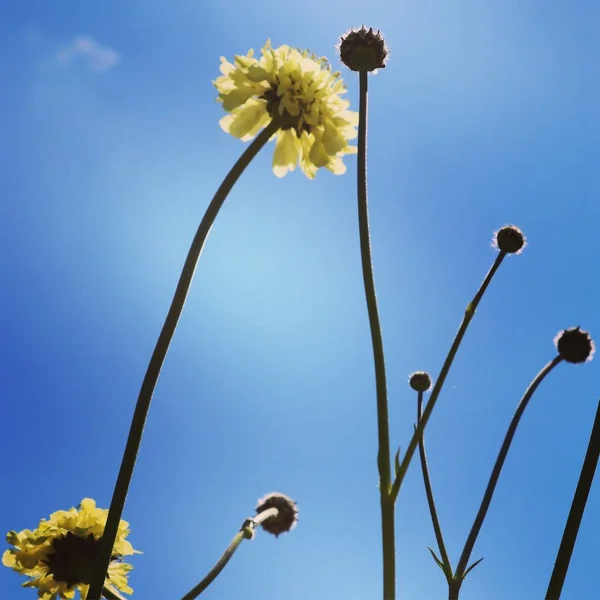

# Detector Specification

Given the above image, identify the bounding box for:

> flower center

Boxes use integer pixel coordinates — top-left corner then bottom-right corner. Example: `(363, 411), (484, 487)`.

(43, 532), (101, 588)
(262, 85), (312, 136)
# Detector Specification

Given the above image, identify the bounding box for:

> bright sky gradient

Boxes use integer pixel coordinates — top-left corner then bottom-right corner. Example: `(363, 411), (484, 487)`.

(2, 1), (600, 599)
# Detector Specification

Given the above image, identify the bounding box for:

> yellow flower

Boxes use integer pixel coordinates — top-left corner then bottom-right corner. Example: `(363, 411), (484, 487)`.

(3, 498), (140, 600)
(213, 40), (358, 179)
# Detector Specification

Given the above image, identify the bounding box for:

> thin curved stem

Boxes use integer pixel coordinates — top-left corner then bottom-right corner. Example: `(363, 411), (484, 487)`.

(417, 391), (453, 582)
(356, 69), (394, 600)
(545, 399), (600, 600)
(179, 508), (278, 600)
(181, 530), (247, 600)
(88, 120), (281, 600)
(391, 252), (507, 503)
(454, 355), (563, 581)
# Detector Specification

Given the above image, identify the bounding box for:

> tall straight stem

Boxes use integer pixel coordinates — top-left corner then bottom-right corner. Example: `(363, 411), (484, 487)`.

(545, 399), (600, 600)
(88, 121), (281, 599)
(356, 69), (394, 600)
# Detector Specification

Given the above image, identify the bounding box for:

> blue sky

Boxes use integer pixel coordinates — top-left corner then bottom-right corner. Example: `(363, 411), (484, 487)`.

(2, 0), (600, 598)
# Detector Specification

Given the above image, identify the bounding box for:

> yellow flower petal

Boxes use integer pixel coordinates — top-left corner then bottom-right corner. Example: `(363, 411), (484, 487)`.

(273, 130), (300, 177)
(213, 40), (358, 178)
(327, 156), (347, 175)
(2, 549), (16, 568)
(3, 498), (138, 600)
(219, 98), (269, 140)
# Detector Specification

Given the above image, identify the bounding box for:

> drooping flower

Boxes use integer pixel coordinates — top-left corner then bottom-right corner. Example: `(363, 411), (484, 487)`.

(3, 498), (139, 600)
(255, 492), (299, 537)
(213, 40), (358, 179)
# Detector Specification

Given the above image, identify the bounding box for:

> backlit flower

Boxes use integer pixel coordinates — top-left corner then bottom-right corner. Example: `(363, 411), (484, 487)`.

(492, 225), (526, 254)
(338, 26), (389, 72)
(409, 371), (432, 392)
(3, 498), (139, 600)
(255, 492), (299, 537)
(554, 327), (595, 364)
(213, 40), (358, 178)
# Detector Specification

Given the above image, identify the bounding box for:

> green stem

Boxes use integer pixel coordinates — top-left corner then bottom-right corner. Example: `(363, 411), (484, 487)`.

(182, 531), (246, 600)
(448, 579), (461, 600)
(356, 69), (394, 599)
(180, 508), (279, 600)
(417, 392), (453, 582)
(545, 399), (600, 600)
(454, 356), (563, 581)
(391, 252), (507, 503)
(88, 120), (281, 600)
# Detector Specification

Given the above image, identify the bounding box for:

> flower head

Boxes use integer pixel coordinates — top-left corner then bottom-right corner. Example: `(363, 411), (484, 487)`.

(213, 40), (358, 178)
(255, 492), (299, 537)
(409, 371), (432, 392)
(492, 225), (526, 254)
(338, 26), (389, 72)
(554, 327), (595, 364)
(3, 498), (139, 600)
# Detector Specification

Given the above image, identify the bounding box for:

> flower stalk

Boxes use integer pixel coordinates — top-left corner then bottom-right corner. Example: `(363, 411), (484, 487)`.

(545, 399), (600, 600)
(88, 119), (281, 600)
(355, 67), (395, 600)
(180, 508), (279, 600)
(391, 250), (507, 503)
(416, 391), (453, 583)
(453, 356), (564, 590)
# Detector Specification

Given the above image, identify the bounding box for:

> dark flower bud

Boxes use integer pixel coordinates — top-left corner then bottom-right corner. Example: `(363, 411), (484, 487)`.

(338, 26), (389, 72)
(492, 225), (526, 254)
(554, 327), (595, 363)
(255, 492), (299, 537)
(409, 371), (432, 392)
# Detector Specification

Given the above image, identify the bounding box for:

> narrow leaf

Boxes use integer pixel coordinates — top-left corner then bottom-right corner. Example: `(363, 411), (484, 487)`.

(428, 546), (446, 572)
(462, 556), (484, 580)
(427, 547), (453, 582)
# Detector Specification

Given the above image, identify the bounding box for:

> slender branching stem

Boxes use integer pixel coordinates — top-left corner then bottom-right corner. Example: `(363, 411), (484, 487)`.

(417, 391), (453, 582)
(356, 69), (394, 600)
(545, 399), (600, 600)
(180, 508), (279, 600)
(447, 578), (462, 600)
(391, 252), (507, 503)
(88, 120), (282, 600)
(454, 356), (563, 581)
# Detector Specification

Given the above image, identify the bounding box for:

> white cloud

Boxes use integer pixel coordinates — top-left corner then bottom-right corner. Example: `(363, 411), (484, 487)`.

(57, 36), (120, 72)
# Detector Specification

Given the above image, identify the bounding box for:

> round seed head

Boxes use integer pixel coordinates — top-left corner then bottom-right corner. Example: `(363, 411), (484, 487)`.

(255, 492), (299, 538)
(492, 225), (526, 254)
(554, 327), (595, 364)
(409, 372), (432, 392)
(338, 26), (389, 72)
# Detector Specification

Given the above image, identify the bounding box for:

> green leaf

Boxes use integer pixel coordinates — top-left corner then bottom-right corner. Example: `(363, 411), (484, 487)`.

(394, 447), (401, 479)
(427, 547), (453, 581)
(462, 556), (484, 580)
(427, 547), (446, 571)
